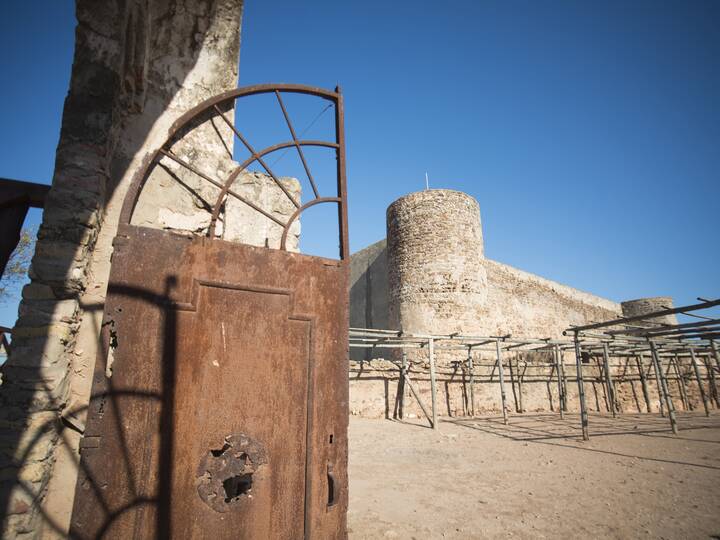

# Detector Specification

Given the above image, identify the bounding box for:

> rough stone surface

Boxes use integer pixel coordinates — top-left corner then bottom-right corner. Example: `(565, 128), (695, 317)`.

(0, 2), (249, 537)
(387, 190), (487, 336)
(348, 189), (703, 419)
(621, 296), (678, 327)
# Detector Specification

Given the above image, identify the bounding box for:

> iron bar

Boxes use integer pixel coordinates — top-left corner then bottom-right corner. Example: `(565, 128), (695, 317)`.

(159, 149), (286, 227)
(567, 298), (720, 333)
(212, 105), (301, 208)
(273, 90), (321, 199)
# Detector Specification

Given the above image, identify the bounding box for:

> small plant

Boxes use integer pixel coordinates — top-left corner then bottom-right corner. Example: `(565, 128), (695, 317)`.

(0, 227), (36, 305)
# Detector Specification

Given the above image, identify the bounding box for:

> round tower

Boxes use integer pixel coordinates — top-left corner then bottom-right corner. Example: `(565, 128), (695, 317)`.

(621, 297), (678, 327)
(386, 189), (487, 335)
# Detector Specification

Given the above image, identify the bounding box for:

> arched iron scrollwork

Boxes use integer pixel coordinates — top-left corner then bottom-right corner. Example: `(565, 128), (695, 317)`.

(120, 84), (349, 260)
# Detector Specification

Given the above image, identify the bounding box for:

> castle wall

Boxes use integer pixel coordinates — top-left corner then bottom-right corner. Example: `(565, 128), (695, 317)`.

(480, 258), (620, 338)
(349, 240), (388, 361)
(348, 189), (655, 419)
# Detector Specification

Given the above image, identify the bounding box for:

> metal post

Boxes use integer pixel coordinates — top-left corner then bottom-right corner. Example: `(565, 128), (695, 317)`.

(495, 339), (509, 425)
(649, 341), (677, 434)
(558, 346), (568, 412)
(652, 348), (666, 417)
(711, 339), (720, 371)
(635, 354), (652, 413)
(401, 371), (434, 428)
(707, 342), (720, 407)
(398, 349), (407, 420)
(573, 333), (589, 441)
(554, 345), (565, 419)
(517, 356), (525, 413)
(602, 343), (617, 418)
(672, 354), (689, 411)
(428, 338), (438, 430)
(689, 347), (710, 417)
(467, 346), (476, 417)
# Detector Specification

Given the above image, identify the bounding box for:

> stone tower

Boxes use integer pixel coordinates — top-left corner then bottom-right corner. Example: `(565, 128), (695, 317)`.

(621, 296), (678, 326)
(386, 189), (487, 335)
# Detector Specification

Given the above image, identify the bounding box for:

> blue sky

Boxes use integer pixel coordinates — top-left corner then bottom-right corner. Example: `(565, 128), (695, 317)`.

(1, 0), (719, 327)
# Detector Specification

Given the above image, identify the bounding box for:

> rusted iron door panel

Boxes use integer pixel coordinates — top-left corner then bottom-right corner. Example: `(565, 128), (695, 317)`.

(70, 225), (349, 538)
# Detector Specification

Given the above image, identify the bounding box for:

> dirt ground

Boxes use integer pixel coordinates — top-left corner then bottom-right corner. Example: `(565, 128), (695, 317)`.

(347, 412), (720, 539)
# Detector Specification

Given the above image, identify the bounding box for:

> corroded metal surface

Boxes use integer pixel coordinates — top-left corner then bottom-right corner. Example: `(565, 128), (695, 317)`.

(70, 84), (349, 539)
(70, 226), (349, 538)
(196, 433), (268, 513)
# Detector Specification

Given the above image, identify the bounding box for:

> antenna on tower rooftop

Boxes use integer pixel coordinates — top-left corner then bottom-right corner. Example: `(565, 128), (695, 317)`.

(425, 172), (429, 190)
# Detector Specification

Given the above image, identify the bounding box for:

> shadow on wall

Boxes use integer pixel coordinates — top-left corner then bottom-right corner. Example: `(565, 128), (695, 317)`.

(0, 0), (242, 534)
(4, 279), (179, 537)
(349, 241), (388, 362)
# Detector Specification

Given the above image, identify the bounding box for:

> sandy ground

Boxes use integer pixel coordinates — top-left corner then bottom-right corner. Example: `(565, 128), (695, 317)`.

(348, 412), (720, 539)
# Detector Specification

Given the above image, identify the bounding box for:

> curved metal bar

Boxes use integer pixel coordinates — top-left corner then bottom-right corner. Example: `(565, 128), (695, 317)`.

(280, 197), (341, 251)
(207, 140), (339, 237)
(119, 84), (339, 227)
(212, 104), (301, 209)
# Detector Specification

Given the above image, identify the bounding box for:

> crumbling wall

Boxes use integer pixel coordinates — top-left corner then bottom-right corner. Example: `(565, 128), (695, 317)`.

(0, 2), (267, 537)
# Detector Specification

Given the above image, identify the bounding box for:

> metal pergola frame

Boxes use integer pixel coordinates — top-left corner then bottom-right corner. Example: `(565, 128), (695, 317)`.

(349, 298), (720, 440)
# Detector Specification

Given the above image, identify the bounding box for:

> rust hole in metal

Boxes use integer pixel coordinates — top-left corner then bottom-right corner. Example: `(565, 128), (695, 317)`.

(196, 433), (268, 513)
(223, 473), (253, 502)
(211, 443), (231, 457)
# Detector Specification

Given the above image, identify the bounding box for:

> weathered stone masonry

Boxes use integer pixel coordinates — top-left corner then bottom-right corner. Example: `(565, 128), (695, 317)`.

(348, 190), (701, 418)
(0, 2), (258, 537)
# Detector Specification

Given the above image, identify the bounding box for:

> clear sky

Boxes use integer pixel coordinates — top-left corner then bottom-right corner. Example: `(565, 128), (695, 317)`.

(1, 0), (718, 328)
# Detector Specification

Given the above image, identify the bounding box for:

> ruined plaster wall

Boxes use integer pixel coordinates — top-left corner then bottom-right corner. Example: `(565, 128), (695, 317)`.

(0, 2), (257, 537)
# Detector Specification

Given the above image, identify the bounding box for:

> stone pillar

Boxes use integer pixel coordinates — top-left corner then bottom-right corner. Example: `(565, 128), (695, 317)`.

(386, 189), (487, 335)
(0, 2), (252, 537)
(621, 297), (678, 327)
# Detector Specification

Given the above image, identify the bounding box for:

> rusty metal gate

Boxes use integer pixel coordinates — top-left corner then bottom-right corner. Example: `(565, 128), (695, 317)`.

(70, 85), (349, 539)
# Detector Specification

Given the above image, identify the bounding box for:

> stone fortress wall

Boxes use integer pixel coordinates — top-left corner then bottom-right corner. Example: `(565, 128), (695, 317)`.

(349, 189), (707, 419)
